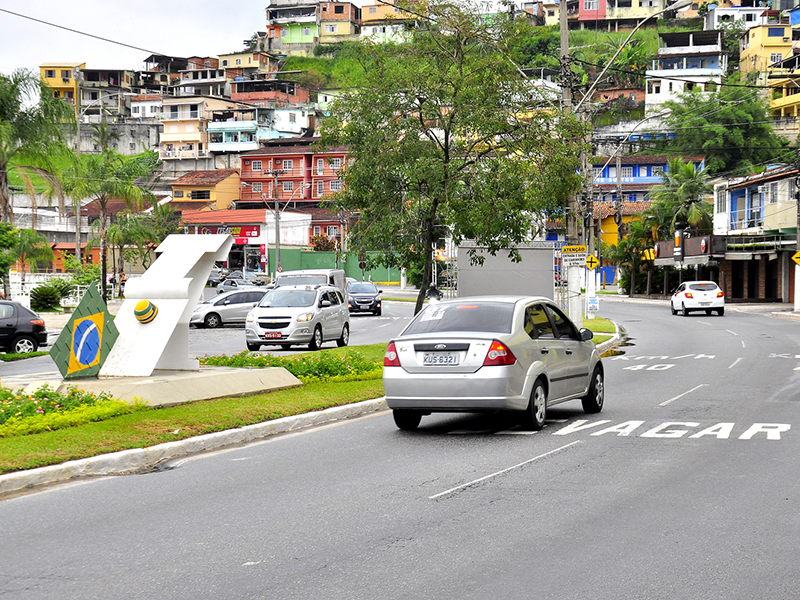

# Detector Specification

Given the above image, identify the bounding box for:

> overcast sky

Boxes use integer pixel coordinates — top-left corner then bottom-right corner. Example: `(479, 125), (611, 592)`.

(0, 1), (270, 75)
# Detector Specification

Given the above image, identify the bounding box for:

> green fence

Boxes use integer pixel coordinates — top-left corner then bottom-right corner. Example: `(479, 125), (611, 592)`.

(267, 248), (402, 283)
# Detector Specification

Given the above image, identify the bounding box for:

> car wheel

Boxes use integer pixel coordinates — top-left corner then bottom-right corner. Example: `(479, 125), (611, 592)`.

(717, 307), (724, 316)
(682, 303), (690, 316)
(522, 379), (547, 431)
(12, 335), (37, 354)
(581, 367), (604, 414)
(337, 323), (349, 347)
(204, 313), (221, 328)
(393, 409), (422, 431)
(246, 342), (262, 351)
(308, 325), (323, 350)
(670, 303), (677, 316)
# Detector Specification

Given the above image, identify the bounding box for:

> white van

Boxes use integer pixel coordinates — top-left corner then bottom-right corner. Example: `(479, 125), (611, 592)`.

(275, 269), (348, 294)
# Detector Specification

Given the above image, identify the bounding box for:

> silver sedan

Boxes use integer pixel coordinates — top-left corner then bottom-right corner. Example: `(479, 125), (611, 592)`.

(383, 296), (604, 430)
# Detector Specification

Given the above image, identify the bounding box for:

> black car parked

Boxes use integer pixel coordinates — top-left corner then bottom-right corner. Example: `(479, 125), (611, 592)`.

(347, 282), (383, 316)
(0, 300), (48, 353)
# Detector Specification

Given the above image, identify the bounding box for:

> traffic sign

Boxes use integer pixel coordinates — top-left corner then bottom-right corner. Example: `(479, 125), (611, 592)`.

(586, 255), (599, 270)
(793, 251), (800, 266)
(561, 245), (587, 267)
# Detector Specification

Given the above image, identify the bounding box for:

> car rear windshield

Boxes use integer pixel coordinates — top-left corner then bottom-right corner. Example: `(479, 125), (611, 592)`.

(350, 283), (378, 294)
(259, 289), (317, 308)
(689, 283), (719, 291)
(403, 302), (514, 335)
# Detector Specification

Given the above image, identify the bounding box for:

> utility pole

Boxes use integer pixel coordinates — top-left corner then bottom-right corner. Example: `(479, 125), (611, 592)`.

(560, 0), (583, 327)
(268, 169), (285, 276)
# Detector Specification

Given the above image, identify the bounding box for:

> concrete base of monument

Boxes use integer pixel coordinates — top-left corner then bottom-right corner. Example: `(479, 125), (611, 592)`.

(24, 366), (302, 407)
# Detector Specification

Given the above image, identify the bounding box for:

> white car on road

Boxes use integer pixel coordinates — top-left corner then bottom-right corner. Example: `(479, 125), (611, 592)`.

(670, 280), (725, 316)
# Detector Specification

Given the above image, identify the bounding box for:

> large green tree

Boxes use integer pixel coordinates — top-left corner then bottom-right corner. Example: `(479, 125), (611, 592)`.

(0, 70), (74, 224)
(62, 150), (159, 301)
(661, 79), (791, 175)
(320, 4), (587, 312)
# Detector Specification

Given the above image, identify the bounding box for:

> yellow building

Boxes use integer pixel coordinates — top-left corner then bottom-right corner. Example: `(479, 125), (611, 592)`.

(361, 0), (421, 42)
(170, 170), (241, 211)
(740, 22), (792, 85)
(40, 62), (85, 119)
(319, 2), (362, 44)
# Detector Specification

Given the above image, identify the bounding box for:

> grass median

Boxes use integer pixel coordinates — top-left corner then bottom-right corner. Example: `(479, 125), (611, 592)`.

(0, 318), (616, 475)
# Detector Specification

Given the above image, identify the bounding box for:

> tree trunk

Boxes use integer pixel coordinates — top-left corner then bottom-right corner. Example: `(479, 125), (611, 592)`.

(0, 163), (12, 224)
(100, 202), (108, 303)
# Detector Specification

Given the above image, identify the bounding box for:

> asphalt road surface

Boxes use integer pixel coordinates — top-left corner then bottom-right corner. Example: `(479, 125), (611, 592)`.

(1, 299), (800, 599)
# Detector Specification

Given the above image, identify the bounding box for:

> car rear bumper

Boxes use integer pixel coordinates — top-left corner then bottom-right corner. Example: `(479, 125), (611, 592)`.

(383, 367), (528, 411)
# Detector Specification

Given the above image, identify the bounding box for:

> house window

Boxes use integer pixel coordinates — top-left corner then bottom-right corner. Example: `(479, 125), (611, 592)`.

(327, 225), (339, 236)
(652, 166), (664, 176)
(547, 9), (554, 16)
(302, 26), (311, 35)
(283, 181), (294, 192)
(222, 60), (228, 66)
(253, 182), (263, 193)
(331, 158), (342, 170)
(252, 160), (262, 171)
(584, 0), (598, 10)
(745, 13), (754, 21)
(335, 5), (344, 12)
(289, 113), (296, 123)
(193, 190), (211, 200)
(593, 167), (602, 180)
(716, 188), (726, 213)
(369, 6), (377, 12)
(314, 226), (321, 236)
(174, 190), (184, 198)
(317, 158), (325, 175)
(621, 167), (633, 178)
(325, 24), (337, 33)
(769, 182), (778, 204)
(770, 53), (783, 65)
(330, 179), (343, 192)
(45, 69), (55, 78)
(61, 70), (71, 79)
(133, 106), (140, 114)
(150, 105), (158, 113)
(316, 181), (325, 196)
(235, 58), (242, 65)
(280, 28), (288, 36)
(768, 27), (785, 37)
(282, 159), (293, 170)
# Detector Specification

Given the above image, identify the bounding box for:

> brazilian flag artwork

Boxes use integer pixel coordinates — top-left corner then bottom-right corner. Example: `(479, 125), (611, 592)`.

(50, 283), (119, 379)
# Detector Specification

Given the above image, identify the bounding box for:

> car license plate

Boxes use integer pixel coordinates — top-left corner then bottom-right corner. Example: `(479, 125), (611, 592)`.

(700, 302), (710, 306)
(423, 352), (459, 365)
(263, 332), (282, 339)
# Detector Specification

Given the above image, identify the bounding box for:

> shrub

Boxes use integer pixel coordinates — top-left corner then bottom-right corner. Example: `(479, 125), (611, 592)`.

(30, 285), (62, 312)
(49, 278), (74, 299)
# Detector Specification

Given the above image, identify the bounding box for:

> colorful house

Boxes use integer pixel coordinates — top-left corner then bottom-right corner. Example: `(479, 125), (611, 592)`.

(319, 2), (362, 44)
(361, 0), (418, 43)
(40, 62), (85, 119)
(265, 0), (320, 57)
(170, 170), (241, 212)
(740, 18), (795, 85)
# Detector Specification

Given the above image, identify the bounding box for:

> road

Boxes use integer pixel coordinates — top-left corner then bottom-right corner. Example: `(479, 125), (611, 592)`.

(1, 300), (800, 598)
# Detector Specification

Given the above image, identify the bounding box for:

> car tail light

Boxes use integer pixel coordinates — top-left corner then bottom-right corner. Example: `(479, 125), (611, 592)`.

(717, 291), (724, 298)
(30, 318), (45, 327)
(684, 292), (693, 298)
(483, 340), (516, 366)
(384, 342), (400, 367)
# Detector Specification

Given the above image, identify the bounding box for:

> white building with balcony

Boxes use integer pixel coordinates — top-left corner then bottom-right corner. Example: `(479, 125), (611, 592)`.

(645, 30), (727, 113)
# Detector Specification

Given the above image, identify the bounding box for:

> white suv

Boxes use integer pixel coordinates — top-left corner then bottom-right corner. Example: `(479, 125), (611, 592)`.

(245, 285), (350, 351)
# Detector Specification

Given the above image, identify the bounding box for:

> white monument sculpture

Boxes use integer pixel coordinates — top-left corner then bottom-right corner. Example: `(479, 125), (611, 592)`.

(99, 234), (233, 377)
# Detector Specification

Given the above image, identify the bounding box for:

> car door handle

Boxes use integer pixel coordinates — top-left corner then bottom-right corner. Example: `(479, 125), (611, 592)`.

(566, 349), (573, 355)
(540, 348), (549, 354)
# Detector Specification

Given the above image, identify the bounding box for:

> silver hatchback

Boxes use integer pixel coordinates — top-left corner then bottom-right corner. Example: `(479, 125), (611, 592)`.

(191, 289), (269, 328)
(383, 296), (604, 430)
(245, 285), (350, 351)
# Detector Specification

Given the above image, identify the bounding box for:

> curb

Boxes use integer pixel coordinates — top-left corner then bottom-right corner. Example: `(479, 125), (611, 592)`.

(0, 397), (388, 497)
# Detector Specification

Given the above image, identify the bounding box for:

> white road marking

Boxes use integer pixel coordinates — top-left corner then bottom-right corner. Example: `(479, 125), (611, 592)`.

(659, 384), (708, 407)
(429, 441), (582, 499)
(729, 357), (743, 369)
(726, 330), (739, 336)
(741, 340), (746, 348)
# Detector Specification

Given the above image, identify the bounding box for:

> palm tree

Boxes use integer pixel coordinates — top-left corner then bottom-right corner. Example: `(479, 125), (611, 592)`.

(648, 157), (713, 236)
(90, 120), (120, 151)
(0, 70), (74, 225)
(62, 150), (159, 301)
(11, 228), (54, 291)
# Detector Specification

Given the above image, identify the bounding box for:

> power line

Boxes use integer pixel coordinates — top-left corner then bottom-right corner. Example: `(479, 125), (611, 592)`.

(0, 8), (162, 56)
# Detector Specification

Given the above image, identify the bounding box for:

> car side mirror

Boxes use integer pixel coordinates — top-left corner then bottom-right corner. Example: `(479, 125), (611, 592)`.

(580, 328), (593, 341)
(321, 300), (332, 307)
(378, 290), (383, 294)
(223, 300), (230, 305)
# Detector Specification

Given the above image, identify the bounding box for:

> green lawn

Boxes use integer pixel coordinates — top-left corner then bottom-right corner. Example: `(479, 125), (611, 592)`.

(0, 321), (618, 475)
